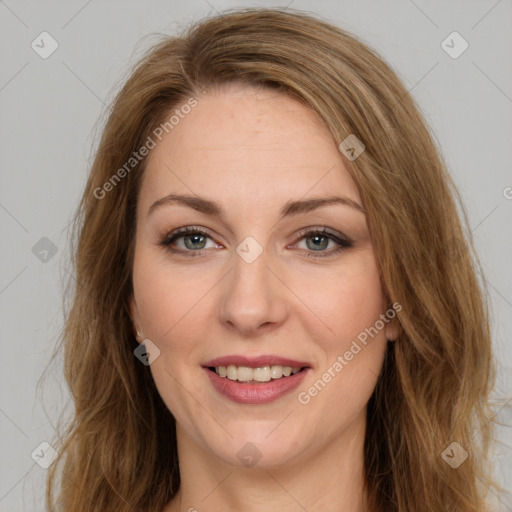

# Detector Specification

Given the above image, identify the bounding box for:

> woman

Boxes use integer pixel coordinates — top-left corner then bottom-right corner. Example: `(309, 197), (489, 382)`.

(46, 7), (504, 512)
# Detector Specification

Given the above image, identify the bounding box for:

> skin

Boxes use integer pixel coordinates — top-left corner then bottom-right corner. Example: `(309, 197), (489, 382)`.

(129, 83), (397, 512)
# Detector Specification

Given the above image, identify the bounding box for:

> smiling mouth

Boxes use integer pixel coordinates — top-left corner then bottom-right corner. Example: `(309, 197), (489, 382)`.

(207, 365), (307, 383)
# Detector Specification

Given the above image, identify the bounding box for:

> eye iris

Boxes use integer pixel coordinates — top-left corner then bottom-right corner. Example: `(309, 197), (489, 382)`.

(184, 233), (207, 250)
(307, 234), (328, 251)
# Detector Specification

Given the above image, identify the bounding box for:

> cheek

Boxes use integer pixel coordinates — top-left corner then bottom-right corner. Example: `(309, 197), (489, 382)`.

(292, 256), (387, 409)
(132, 250), (213, 346)
(132, 253), (214, 421)
(292, 254), (386, 349)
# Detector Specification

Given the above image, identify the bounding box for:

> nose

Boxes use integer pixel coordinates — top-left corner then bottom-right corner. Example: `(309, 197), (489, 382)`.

(218, 244), (289, 337)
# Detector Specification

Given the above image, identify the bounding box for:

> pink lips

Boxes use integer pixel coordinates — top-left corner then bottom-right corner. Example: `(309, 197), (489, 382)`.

(202, 354), (312, 405)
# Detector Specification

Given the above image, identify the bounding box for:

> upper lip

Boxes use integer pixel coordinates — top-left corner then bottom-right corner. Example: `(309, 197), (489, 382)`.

(202, 355), (311, 369)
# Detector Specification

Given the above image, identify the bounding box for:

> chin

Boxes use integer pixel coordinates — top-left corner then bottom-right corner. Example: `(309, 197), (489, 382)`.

(204, 425), (307, 469)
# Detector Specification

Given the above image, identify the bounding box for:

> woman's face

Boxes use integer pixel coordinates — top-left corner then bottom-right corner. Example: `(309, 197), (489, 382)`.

(130, 83), (396, 468)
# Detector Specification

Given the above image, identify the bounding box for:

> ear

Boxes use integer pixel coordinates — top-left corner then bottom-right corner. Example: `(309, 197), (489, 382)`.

(128, 294), (144, 344)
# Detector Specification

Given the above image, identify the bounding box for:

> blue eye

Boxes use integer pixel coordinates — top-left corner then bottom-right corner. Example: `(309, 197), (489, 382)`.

(295, 228), (352, 257)
(159, 226), (352, 259)
(159, 227), (217, 257)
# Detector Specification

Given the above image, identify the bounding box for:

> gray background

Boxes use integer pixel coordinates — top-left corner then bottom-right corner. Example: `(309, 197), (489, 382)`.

(0, 0), (511, 510)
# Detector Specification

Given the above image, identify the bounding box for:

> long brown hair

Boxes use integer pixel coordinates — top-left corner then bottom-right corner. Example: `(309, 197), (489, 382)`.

(46, 7), (505, 511)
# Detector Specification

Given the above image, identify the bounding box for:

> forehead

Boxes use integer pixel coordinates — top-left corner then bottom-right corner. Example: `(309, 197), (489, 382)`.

(140, 84), (361, 210)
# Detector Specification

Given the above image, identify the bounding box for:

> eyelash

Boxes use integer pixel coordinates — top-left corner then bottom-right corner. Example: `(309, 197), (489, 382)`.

(158, 226), (353, 259)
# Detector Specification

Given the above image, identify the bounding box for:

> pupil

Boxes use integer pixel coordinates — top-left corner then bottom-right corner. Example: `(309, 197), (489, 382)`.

(185, 234), (206, 250)
(308, 235), (327, 250)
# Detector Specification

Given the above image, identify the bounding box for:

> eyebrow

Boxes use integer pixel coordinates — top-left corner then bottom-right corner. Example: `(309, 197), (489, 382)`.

(147, 193), (366, 219)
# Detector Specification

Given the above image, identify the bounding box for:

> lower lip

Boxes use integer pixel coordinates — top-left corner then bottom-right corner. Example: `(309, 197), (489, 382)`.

(204, 367), (310, 404)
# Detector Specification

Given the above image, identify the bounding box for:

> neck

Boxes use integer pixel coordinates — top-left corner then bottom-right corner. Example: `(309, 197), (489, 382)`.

(164, 411), (369, 512)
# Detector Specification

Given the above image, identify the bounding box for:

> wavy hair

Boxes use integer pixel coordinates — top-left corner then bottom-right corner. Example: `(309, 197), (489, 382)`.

(46, 7), (505, 511)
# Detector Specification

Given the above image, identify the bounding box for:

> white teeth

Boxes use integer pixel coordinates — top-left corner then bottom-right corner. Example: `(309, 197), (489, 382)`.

(237, 366), (253, 382)
(270, 366), (283, 379)
(214, 365), (303, 382)
(253, 366), (271, 382)
(226, 365), (237, 380)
